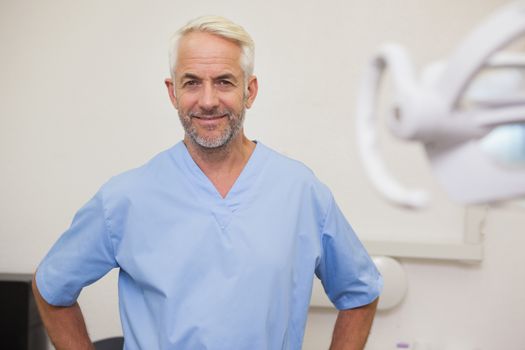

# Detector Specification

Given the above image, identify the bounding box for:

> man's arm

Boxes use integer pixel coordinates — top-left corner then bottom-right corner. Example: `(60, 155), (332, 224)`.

(32, 275), (95, 350)
(329, 298), (379, 350)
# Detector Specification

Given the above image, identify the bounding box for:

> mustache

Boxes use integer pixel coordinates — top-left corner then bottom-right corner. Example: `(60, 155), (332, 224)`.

(187, 110), (232, 119)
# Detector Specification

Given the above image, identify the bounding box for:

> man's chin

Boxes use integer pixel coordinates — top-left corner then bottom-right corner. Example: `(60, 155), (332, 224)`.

(190, 132), (233, 149)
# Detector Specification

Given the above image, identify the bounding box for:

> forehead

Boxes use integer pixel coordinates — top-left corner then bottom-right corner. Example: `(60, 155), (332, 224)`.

(176, 31), (243, 75)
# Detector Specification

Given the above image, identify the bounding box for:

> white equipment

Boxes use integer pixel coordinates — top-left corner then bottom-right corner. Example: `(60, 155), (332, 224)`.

(356, 1), (525, 208)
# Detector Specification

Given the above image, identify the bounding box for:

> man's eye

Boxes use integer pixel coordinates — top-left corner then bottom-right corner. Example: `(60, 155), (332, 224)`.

(183, 81), (198, 87)
(218, 80), (233, 86)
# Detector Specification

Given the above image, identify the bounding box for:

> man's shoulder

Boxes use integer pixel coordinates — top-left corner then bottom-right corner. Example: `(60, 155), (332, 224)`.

(261, 143), (334, 214)
(261, 143), (332, 197)
(262, 143), (320, 182)
(99, 144), (179, 197)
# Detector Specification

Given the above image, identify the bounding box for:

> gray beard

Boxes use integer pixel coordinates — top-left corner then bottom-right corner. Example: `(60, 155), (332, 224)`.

(179, 108), (246, 149)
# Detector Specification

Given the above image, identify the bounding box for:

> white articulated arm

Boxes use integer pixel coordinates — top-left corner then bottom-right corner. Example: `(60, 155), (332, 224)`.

(356, 44), (429, 208)
(356, 1), (525, 206)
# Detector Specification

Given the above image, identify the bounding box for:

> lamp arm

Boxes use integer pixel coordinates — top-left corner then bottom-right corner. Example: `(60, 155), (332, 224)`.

(356, 45), (429, 208)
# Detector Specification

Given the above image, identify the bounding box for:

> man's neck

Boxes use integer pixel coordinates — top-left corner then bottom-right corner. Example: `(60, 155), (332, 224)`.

(183, 133), (256, 197)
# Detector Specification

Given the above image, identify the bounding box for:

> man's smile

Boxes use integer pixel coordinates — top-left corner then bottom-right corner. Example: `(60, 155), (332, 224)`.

(190, 113), (229, 127)
(192, 114), (227, 120)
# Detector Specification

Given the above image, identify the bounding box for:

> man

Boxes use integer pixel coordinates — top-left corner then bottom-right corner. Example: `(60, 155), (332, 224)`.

(33, 16), (382, 350)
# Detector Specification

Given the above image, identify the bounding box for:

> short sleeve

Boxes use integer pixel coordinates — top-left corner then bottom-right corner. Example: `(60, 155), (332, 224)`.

(35, 190), (118, 306)
(315, 194), (383, 310)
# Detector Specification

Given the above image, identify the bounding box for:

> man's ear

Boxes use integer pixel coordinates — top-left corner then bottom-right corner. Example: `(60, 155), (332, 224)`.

(165, 78), (178, 109)
(244, 75), (258, 109)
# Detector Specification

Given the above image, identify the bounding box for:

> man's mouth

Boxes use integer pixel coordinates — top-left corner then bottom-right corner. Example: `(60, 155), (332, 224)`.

(193, 114), (227, 120)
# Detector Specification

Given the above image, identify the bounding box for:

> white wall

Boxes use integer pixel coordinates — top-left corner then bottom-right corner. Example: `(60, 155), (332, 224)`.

(1, 0), (523, 349)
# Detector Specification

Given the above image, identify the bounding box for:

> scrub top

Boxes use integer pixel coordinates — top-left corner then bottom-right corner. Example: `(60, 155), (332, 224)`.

(36, 141), (382, 350)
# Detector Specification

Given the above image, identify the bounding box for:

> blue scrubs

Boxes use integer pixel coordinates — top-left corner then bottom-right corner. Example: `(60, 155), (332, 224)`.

(36, 142), (382, 350)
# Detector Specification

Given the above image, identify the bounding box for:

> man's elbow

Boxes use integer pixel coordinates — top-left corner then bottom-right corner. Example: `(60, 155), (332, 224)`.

(32, 270), (49, 307)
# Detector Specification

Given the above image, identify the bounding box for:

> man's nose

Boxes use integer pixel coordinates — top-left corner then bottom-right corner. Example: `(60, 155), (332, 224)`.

(198, 83), (219, 110)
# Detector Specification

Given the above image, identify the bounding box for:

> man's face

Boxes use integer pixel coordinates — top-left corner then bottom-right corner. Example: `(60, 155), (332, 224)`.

(165, 31), (257, 149)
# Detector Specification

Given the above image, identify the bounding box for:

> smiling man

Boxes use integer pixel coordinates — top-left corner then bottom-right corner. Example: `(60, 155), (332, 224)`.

(171, 31), (252, 150)
(33, 16), (382, 350)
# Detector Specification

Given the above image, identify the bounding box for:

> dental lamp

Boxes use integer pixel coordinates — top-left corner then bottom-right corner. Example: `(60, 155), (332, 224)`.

(356, 1), (525, 208)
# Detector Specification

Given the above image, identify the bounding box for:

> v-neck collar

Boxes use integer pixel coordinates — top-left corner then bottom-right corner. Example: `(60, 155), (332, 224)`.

(170, 141), (270, 230)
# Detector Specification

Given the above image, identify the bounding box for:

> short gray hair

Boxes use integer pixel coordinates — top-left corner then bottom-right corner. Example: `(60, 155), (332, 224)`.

(169, 16), (255, 80)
